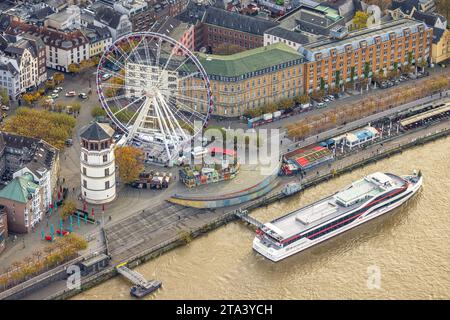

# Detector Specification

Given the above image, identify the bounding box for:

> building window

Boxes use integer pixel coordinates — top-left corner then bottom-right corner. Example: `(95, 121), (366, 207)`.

(83, 180), (87, 188)
(105, 181), (110, 189)
(105, 168), (109, 176)
(103, 155), (108, 163)
(83, 167), (86, 175)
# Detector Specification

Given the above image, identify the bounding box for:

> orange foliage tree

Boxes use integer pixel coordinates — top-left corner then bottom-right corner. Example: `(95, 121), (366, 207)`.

(114, 146), (145, 183)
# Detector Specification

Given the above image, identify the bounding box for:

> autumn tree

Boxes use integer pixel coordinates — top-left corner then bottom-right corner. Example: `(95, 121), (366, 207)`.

(22, 92), (41, 105)
(278, 98), (294, 110)
(54, 103), (64, 113)
(45, 79), (56, 90)
(71, 103), (81, 114)
(60, 200), (76, 220)
(68, 63), (80, 73)
(352, 11), (370, 30)
(39, 96), (53, 110)
(0, 88), (9, 105)
(294, 94), (310, 105)
(114, 146), (144, 184)
(2, 107), (76, 149)
(53, 72), (65, 84)
(91, 106), (106, 118)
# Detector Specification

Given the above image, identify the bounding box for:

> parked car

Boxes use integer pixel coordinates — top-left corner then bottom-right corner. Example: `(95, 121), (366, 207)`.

(1, 105), (9, 111)
(65, 139), (73, 146)
(66, 91), (76, 97)
(52, 89), (59, 94)
(101, 73), (112, 81)
(79, 93), (88, 99)
(56, 86), (63, 92)
(322, 97), (330, 103)
(327, 95), (335, 101)
(408, 73), (417, 80)
(316, 102), (327, 108)
(50, 93), (59, 99)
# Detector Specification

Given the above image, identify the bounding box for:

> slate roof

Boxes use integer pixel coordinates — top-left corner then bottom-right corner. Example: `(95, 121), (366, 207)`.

(30, 6), (55, 21)
(0, 58), (19, 76)
(82, 25), (112, 43)
(432, 28), (445, 44)
(202, 7), (278, 36)
(411, 10), (446, 27)
(390, 0), (420, 14)
(5, 21), (88, 50)
(176, 2), (208, 24)
(94, 5), (123, 29)
(0, 35), (8, 51)
(0, 14), (12, 33)
(80, 122), (114, 141)
(1, 132), (58, 175)
(265, 26), (312, 45)
(0, 175), (39, 204)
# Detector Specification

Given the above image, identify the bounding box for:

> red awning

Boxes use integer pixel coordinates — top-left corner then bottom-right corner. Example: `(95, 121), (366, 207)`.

(296, 157), (309, 167)
(209, 147), (236, 156)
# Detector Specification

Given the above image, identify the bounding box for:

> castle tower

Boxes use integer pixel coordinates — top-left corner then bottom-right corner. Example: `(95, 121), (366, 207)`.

(80, 122), (116, 204)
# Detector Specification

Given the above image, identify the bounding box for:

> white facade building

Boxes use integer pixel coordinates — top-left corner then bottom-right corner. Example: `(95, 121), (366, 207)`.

(45, 31), (90, 72)
(13, 166), (52, 211)
(45, 5), (81, 31)
(80, 122), (116, 204)
(0, 56), (20, 100)
(10, 22), (90, 72)
(93, 5), (132, 40)
(3, 39), (41, 93)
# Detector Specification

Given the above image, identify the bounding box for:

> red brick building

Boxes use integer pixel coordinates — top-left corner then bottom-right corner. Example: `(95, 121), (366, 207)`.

(200, 7), (278, 53)
(299, 18), (433, 93)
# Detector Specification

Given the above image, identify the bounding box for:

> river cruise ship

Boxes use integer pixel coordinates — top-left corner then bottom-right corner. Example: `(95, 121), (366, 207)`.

(253, 171), (423, 262)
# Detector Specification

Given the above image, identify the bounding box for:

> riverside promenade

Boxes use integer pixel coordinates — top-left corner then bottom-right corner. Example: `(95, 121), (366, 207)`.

(11, 103), (450, 300)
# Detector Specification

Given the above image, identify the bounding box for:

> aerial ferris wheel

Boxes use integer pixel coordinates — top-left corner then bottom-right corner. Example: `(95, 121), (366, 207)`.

(96, 32), (213, 164)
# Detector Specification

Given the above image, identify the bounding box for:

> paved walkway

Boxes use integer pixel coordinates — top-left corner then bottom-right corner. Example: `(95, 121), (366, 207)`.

(15, 117), (450, 300)
(0, 65), (448, 279)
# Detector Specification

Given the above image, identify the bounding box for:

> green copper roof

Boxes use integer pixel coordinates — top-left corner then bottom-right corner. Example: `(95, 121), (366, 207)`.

(0, 176), (39, 203)
(195, 42), (303, 78)
(315, 5), (342, 22)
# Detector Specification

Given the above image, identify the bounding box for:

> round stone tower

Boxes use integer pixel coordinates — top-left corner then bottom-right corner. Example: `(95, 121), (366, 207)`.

(80, 122), (116, 204)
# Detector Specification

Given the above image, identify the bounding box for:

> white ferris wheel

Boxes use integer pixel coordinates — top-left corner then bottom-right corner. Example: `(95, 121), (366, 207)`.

(96, 32), (213, 164)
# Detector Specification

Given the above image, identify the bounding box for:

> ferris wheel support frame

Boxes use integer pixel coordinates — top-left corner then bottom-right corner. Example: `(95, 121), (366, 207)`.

(96, 31), (213, 164)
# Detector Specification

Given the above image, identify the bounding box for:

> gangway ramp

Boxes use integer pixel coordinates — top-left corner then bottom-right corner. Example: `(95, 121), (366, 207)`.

(235, 209), (264, 229)
(116, 262), (162, 298)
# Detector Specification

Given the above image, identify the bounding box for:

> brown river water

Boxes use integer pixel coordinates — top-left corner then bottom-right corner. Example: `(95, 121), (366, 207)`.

(74, 136), (450, 299)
